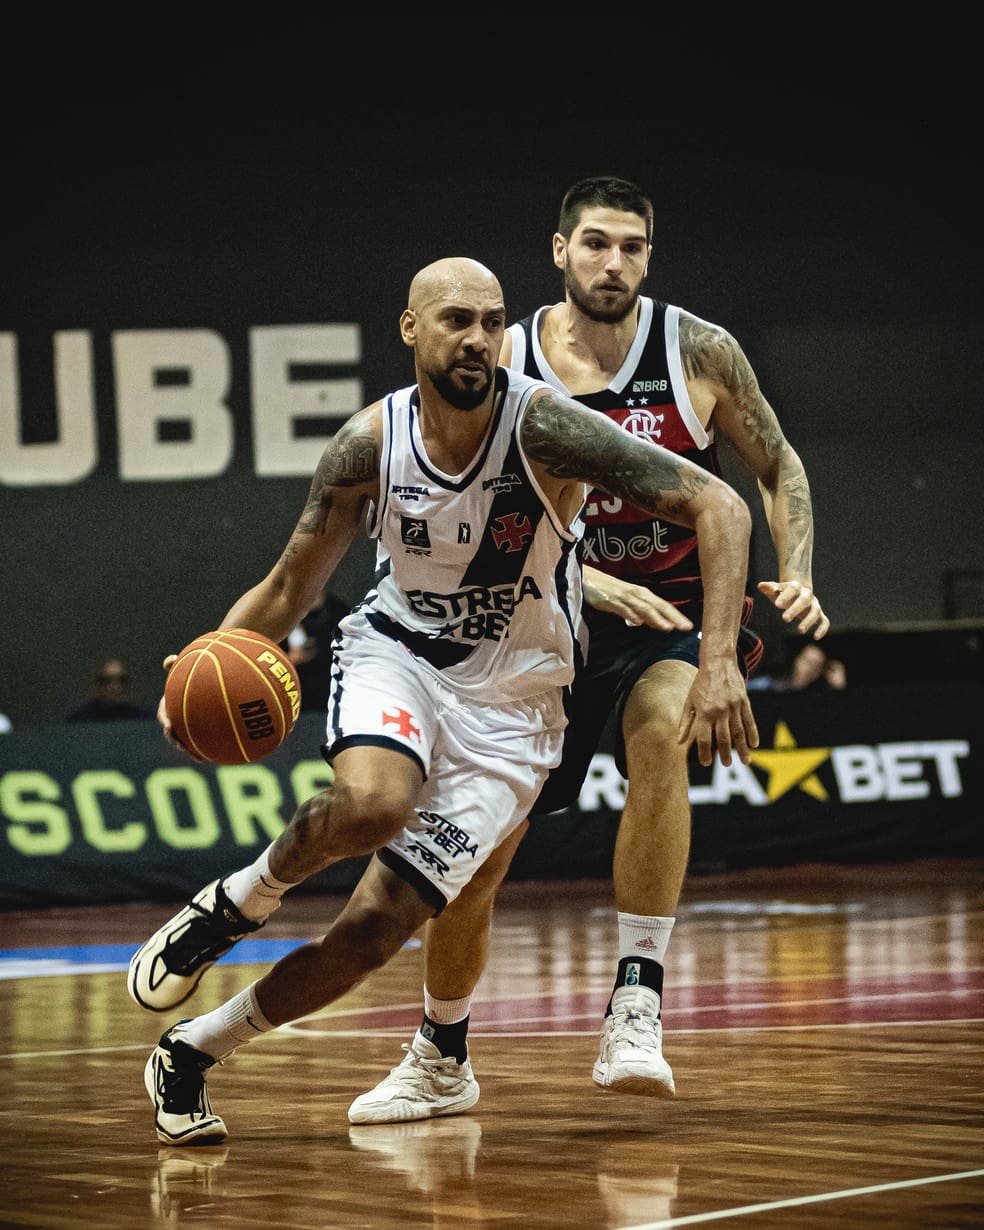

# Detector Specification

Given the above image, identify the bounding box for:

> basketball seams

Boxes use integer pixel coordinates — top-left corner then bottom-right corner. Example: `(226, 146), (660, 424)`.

(164, 628), (301, 764)
(199, 635), (296, 727)
(178, 648), (288, 763)
(179, 651), (216, 762)
(200, 649), (253, 763)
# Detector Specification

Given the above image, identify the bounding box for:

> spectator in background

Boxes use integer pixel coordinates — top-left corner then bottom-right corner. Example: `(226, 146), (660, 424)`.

(66, 659), (153, 722)
(750, 642), (847, 693)
(283, 588), (350, 711)
(787, 642), (847, 692)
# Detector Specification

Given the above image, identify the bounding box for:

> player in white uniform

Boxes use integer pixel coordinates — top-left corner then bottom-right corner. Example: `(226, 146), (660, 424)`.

(318, 368), (585, 911)
(131, 257), (757, 1145)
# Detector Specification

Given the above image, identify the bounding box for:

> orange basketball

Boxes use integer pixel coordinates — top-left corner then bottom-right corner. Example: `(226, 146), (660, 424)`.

(164, 628), (302, 764)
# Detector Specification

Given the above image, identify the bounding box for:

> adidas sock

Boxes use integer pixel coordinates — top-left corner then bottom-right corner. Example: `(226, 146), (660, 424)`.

(178, 982), (275, 1061)
(421, 987), (472, 1061)
(605, 955), (666, 1019)
(617, 912), (674, 965)
(223, 846), (299, 921)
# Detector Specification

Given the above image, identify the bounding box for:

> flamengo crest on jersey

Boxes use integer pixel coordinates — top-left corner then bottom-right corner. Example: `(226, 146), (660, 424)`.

(508, 298), (723, 609)
(362, 369), (587, 703)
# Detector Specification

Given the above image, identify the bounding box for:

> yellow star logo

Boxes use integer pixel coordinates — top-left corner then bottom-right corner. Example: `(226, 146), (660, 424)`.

(748, 721), (832, 802)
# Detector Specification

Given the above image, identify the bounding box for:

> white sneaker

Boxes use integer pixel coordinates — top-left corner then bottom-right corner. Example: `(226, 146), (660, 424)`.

(592, 986), (675, 1097)
(348, 1030), (480, 1124)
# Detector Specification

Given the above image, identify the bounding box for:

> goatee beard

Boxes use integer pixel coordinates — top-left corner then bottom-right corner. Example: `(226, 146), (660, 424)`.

(566, 270), (639, 325)
(432, 371), (492, 411)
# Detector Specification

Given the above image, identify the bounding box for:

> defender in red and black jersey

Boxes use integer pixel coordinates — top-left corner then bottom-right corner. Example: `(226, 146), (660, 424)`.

(508, 295), (765, 806)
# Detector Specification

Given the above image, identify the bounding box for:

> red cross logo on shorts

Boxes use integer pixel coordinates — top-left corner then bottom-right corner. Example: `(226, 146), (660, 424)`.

(491, 512), (533, 552)
(382, 708), (421, 740)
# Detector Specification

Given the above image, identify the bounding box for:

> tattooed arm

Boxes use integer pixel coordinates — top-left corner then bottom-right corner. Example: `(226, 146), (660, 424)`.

(522, 389), (757, 766)
(218, 402), (382, 642)
(680, 312), (829, 638)
(156, 403), (380, 752)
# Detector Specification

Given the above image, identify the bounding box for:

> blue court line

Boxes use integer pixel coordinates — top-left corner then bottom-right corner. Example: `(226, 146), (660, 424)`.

(0, 936), (421, 980)
(0, 939), (308, 980)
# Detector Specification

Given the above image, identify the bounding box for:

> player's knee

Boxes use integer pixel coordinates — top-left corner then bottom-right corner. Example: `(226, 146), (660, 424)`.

(625, 708), (684, 762)
(295, 908), (413, 1002)
(452, 821), (523, 913)
(444, 879), (498, 924)
(292, 781), (412, 855)
(465, 866), (508, 913)
(349, 782), (414, 849)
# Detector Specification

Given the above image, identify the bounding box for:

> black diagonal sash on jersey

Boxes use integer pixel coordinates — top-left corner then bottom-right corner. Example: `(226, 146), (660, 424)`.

(459, 436), (544, 588)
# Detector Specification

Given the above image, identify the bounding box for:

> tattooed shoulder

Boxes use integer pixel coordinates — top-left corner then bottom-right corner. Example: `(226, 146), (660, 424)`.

(678, 312), (739, 384)
(294, 403), (380, 535)
(521, 391), (608, 478)
(315, 403), (381, 490)
(680, 311), (769, 408)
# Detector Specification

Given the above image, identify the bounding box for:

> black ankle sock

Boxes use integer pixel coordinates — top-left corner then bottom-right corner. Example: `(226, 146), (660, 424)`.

(420, 1013), (470, 1063)
(604, 955), (665, 1017)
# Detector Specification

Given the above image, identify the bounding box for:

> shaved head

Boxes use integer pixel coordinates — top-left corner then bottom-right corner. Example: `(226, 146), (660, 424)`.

(400, 257), (507, 412)
(408, 257), (503, 314)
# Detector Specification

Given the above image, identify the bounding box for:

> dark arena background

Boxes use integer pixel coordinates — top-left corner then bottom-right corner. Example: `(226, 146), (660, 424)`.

(1, 85), (982, 1228)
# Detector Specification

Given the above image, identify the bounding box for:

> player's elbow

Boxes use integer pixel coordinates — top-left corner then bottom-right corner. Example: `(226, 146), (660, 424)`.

(707, 482), (752, 543)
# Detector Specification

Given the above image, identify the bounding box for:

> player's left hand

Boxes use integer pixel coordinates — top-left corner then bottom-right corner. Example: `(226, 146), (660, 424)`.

(677, 659), (759, 768)
(583, 567), (693, 631)
(757, 580), (830, 639)
(157, 652), (205, 761)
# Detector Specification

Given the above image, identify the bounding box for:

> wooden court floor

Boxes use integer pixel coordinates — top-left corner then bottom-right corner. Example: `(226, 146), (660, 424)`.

(1, 858), (982, 1229)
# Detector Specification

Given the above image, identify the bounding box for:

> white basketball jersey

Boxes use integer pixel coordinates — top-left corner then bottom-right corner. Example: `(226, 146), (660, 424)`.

(360, 368), (587, 702)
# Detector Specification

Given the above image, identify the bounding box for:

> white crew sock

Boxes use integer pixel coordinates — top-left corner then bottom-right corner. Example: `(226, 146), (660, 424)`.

(176, 982), (276, 1062)
(222, 846), (299, 921)
(616, 912), (675, 965)
(423, 985), (472, 1025)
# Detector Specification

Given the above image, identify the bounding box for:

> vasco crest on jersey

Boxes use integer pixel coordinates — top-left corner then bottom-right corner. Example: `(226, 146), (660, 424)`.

(401, 515), (431, 556)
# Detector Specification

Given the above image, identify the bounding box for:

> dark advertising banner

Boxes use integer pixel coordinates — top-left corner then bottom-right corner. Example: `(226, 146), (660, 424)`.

(514, 682), (982, 880)
(0, 716), (366, 908)
(0, 685), (980, 908)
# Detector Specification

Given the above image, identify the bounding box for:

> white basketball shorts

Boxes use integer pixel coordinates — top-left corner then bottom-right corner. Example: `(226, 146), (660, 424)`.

(323, 611), (567, 910)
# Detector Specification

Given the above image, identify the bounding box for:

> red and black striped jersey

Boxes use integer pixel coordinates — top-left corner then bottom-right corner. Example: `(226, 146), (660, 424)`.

(506, 298), (723, 615)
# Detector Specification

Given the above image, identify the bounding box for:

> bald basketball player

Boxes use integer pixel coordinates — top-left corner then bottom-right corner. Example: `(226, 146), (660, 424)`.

(130, 255), (756, 1143)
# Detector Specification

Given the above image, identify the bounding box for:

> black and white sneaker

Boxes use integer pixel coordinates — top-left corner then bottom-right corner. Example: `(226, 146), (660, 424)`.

(145, 1024), (228, 1146)
(128, 879), (264, 1012)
